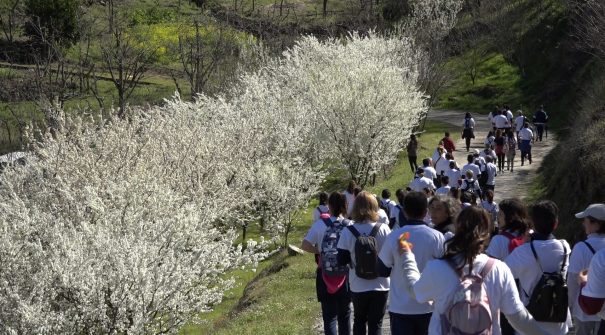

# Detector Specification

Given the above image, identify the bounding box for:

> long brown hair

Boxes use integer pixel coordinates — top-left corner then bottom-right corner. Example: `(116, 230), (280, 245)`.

(499, 198), (531, 234)
(443, 206), (491, 269)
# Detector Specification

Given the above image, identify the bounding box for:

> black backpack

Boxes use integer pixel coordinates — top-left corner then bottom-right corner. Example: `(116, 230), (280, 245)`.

(347, 223), (382, 279)
(526, 240), (569, 322)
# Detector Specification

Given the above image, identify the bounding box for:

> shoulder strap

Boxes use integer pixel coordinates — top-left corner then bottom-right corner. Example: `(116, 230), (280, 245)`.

(480, 258), (496, 277)
(529, 241), (544, 272)
(369, 223), (382, 237)
(321, 217), (333, 228)
(347, 225), (361, 238)
(583, 240), (596, 254)
(560, 240), (568, 273)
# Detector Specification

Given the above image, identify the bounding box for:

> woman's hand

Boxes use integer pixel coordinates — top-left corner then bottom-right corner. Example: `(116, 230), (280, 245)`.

(398, 232), (414, 254)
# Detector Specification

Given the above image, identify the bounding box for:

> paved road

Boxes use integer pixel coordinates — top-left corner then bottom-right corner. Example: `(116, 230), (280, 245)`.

(312, 109), (558, 334)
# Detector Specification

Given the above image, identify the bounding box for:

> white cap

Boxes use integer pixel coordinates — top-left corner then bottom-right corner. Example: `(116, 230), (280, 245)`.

(575, 204), (605, 221)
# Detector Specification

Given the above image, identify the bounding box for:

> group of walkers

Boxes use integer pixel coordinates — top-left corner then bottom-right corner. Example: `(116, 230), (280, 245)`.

(301, 107), (605, 335)
(460, 105), (550, 167)
(302, 187), (605, 335)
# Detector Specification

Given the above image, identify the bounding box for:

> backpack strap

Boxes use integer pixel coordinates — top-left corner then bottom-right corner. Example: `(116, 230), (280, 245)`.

(347, 225), (361, 238)
(583, 240), (596, 254)
(369, 222), (383, 238)
(531, 240), (569, 274)
(321, 217), (333, 228)
(560, 241), (569, 273)
(529, 241), (544, 273)
(480, 258), (496, 277)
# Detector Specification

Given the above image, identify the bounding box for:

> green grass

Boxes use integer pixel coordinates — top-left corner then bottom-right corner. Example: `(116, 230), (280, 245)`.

(436, 53), (524, 114)
(179, 120), (456, 334)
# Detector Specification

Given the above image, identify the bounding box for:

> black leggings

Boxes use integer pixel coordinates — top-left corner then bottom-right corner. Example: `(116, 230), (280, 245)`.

(408, 156), (418, 173)
(352, 291), (388, 335)
(497, 153), (505, 171)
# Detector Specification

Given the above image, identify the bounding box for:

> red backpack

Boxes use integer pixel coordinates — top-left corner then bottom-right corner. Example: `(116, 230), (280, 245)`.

(500, 231), (524, 253)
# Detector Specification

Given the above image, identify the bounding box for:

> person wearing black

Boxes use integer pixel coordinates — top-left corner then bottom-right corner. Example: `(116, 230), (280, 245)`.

(407, 134), (419, 173)
(533, 106), (548, 142)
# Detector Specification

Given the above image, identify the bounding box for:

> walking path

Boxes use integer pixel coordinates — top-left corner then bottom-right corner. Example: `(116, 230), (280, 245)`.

(312, 109), (557, 334)
(428, 110), (556, 202)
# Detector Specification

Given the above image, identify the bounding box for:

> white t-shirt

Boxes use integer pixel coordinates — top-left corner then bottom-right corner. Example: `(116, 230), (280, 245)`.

(480, 149), (497, 162)
(505, 239), (573, 334)
(409, 177), (436, 192)
(411, 254), (525, 335)
(493, 115), (510, 129)
(581, 248), (605, 319)
(434, 156), (449, 176)
(481, 200), (499, 225)
(380, 199), (396, 220)
(485, 163), (497, 186)
(377, 208), (390, 226)
(446, 168), (462, 188)
(422, 166), (437, 181)
(486, 232), (520, 260)
(379, 223), (445, 314)
(485, 135), (495, 148)
(515, 116), (526, 132)
(337, 221), (391, 292)
(461, 163), (481, 180)
(304, 215), (349, 253)
(518, 128), (533, 141)
(506, 110), (514, 123)
(568, 234), (605, 321)
(344, 190), (356, 217)
(436, 185), (451, 195)
(313, 204), (330, 222)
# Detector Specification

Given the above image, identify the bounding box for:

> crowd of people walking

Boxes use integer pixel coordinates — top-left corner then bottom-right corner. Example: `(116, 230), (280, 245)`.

(301, 106), (605, 335)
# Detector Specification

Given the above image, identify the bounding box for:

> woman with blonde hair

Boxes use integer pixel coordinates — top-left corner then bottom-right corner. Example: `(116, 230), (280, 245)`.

(337, 191), (391, 335)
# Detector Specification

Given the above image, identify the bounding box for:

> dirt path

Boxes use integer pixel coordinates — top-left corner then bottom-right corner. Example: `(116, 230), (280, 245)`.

(427, 109), (556, 202)
(312, 109), (557, 334)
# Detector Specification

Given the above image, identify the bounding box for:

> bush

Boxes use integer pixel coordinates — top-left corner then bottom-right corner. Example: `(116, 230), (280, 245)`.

(24, 0), (80, 44)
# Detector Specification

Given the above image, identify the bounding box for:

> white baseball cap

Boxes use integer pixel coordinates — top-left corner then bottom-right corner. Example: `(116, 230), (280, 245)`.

(575, 204), (605, 221)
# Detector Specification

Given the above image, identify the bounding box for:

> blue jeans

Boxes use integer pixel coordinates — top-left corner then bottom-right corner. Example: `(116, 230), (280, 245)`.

(389, 312), (431, 335)
(351, 291), (388, 335)
(321, 295), (351, 335)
